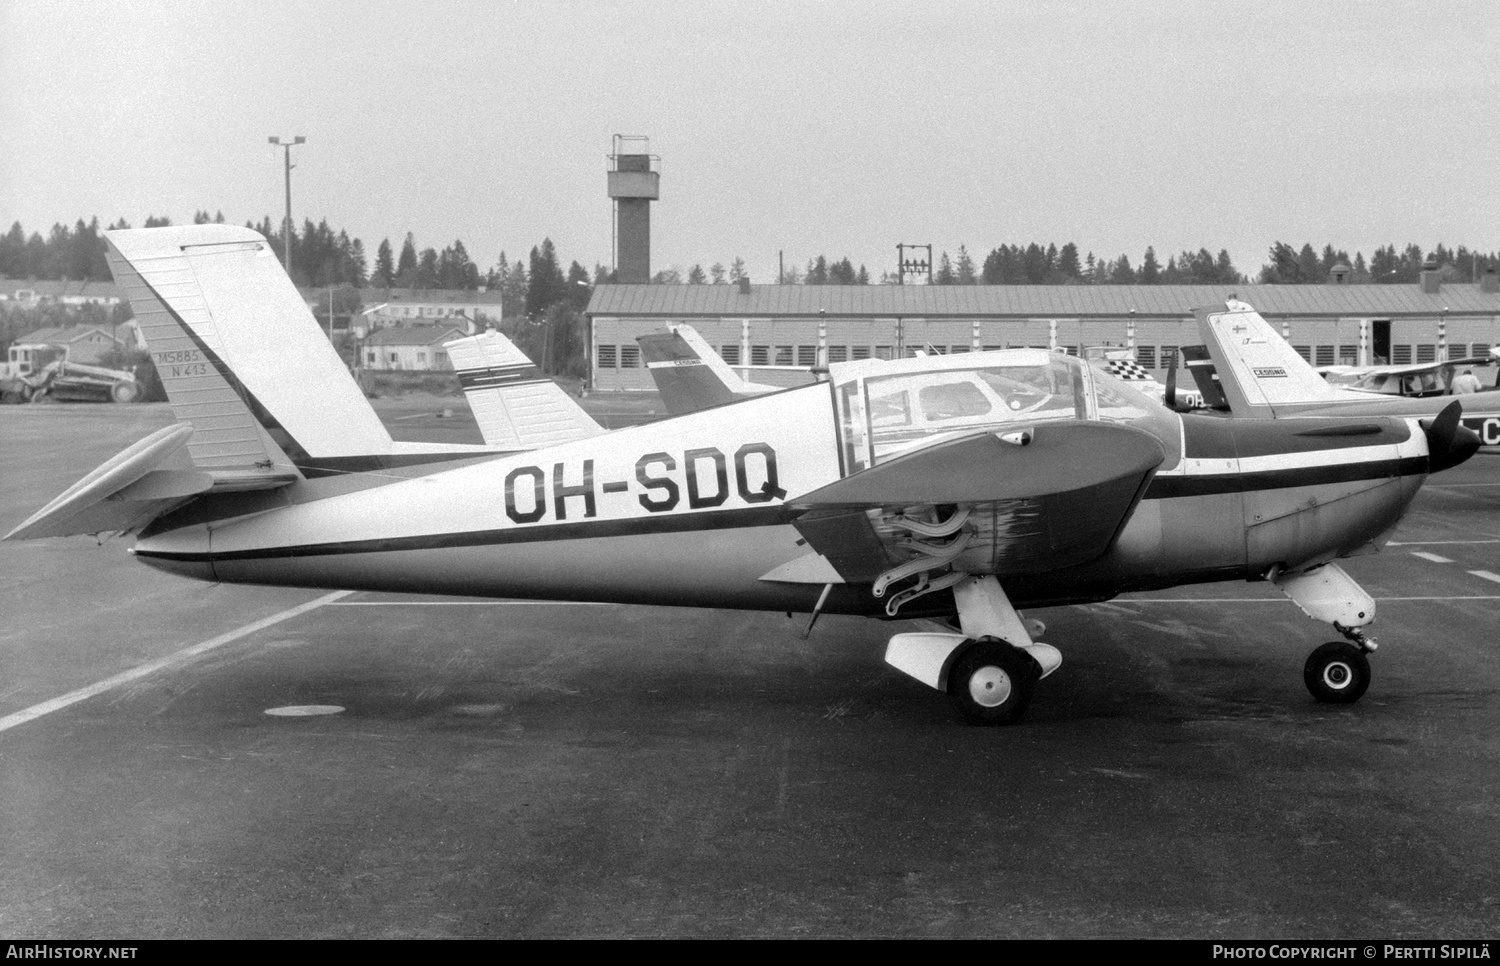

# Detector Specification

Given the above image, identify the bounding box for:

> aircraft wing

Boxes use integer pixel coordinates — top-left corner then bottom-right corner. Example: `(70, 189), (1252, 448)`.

(1333, 357), (1491, 378)
(782, 422), (1164, 583)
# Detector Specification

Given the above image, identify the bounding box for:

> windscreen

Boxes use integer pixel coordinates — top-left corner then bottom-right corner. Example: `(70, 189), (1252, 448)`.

(841, 357), (1086, 470)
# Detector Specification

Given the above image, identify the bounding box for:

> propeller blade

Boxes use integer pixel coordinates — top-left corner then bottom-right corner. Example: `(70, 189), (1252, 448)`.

(1420, 400), (1481, 473)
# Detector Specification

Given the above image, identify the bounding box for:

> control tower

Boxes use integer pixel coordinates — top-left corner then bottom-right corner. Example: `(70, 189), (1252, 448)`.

(607, 135), (660, 284)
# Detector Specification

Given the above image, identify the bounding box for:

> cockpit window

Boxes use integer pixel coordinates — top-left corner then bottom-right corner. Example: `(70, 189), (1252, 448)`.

(918, 382), (991, 420)
(842, 357), (1087, 468)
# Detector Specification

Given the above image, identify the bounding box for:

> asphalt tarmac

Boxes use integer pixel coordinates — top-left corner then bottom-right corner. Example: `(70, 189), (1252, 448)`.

(3, 401), (1499, 938)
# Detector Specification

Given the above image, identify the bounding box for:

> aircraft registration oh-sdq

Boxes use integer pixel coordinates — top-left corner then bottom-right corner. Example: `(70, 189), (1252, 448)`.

(6, 226), (1483, 725)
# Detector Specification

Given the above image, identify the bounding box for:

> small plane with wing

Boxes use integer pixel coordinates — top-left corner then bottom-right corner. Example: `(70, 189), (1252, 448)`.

(6, 227), (1481, 725)
(1318, 355), (1497, 398)
(1179, 303), (1500, 449)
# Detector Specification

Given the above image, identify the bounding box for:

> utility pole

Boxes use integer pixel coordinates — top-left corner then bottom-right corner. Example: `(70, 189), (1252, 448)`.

(268, 136), (306, 275)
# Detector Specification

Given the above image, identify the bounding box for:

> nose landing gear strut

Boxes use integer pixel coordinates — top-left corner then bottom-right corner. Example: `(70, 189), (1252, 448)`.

(1273, 562), (1378, 704)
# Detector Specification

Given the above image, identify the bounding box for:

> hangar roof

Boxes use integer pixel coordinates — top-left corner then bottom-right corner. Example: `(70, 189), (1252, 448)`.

(589, 282), (1500, 318)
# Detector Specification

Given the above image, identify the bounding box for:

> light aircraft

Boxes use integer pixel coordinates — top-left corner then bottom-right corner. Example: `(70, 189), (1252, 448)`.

(1081, 345), (1202, 410)
(1181, 303), (1500, 449)
(6, 227), (1481, 725)
(1318, 354), (1497, 399)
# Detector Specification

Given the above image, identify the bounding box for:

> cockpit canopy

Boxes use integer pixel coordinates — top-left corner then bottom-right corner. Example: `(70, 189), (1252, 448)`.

(829, 349), (1179, 472)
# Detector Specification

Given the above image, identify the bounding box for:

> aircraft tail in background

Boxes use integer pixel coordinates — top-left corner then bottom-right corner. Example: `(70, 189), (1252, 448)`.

(1196, 299), (1353, 417)
(444, 331), (604, 449)
(636, 323), (779, 415)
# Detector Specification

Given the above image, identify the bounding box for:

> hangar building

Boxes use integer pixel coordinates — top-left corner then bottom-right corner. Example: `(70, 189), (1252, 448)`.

(587, 269), (1500, 392)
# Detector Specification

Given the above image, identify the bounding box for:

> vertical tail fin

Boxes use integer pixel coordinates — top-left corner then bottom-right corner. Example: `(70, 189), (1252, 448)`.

(105, 225), (398, 468)
(1196, 299), (1348, 417)
(636, 323), (777, 415)
(444, 330), (603, 449)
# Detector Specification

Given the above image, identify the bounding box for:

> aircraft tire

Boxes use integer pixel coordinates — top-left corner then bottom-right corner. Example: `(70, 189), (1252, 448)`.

(1303, 641), (1370, 704)
(111, 381), (142, 404)
(946, 636), (1041, 726)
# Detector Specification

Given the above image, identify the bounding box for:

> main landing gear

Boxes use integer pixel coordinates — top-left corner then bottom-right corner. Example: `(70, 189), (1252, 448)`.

(1274, 562), (1378, 705)
(885, 575), (1060, 726)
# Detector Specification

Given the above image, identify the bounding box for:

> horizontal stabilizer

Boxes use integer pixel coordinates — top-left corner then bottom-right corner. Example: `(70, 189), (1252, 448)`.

(444, 331), (604, 449)
(6, 424), (299, 540)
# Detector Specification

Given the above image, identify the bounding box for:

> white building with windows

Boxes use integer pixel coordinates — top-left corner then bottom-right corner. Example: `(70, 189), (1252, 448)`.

(355, 288), (502, 337)
(359, 324), (467, 371)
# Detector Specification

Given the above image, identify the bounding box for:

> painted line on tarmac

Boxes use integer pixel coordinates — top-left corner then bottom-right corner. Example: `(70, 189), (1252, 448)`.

(1387, 539), (1500, 545)
(1410, 551), (1455, 563)
(0, 590), (352, 735)
(1110, 595), (1500, 604)
(327, 600), (610, 606)
(1468, 571), (1500, 585)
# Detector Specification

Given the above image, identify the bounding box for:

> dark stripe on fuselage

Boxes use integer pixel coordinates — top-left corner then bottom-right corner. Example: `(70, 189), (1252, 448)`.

(139, 449), (1429, 566)
(1180, 413), (1412, 460)
(1145, 455), (1427, 499)
(135, 505), (800, 564)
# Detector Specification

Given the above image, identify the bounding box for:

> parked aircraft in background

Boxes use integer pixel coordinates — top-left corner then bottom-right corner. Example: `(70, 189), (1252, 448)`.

(637, 325), (1207, 417)
(1317, 354), (1498, 398)
(1081, 345), (1203, 410)
(6, 228), (1480, 725)
(443, 330), (603, 449)
(1185, 301), (1500, 449)
(635, 324), (783, 415)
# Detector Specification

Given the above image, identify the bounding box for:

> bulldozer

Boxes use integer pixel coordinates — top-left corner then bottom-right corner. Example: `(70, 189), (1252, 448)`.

(0, 342), (142, 404)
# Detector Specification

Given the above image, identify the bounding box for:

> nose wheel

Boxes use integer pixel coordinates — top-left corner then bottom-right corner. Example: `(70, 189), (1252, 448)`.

(1303, 641), (1371, 704)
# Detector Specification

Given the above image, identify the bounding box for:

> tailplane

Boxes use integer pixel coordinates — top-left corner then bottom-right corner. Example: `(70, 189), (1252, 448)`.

(443, 330), (604, 448)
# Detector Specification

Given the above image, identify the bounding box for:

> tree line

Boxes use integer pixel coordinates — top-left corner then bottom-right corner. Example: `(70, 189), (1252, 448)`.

(7, 215), (1499, 293)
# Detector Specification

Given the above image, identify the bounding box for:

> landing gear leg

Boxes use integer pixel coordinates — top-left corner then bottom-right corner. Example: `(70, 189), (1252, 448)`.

(1273, 562), (1378, 705)
(883, 575), (1062, 725)
(945, 576), (1061, 725)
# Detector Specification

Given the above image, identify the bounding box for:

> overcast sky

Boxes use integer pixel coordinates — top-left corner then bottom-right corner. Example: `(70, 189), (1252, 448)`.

(3, 0), (1497, 283)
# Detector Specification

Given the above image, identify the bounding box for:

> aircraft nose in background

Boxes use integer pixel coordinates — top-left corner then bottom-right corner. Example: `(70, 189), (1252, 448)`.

(132, 525), (216, 582)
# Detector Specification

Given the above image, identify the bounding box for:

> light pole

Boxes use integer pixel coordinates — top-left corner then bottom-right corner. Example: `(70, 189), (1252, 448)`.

(268, 136), (305, 275)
